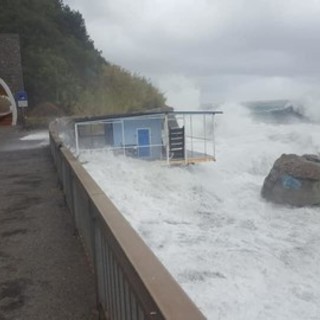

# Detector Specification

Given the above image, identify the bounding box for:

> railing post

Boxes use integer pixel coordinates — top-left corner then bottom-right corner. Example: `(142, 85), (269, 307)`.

(164, 113), (170, 165)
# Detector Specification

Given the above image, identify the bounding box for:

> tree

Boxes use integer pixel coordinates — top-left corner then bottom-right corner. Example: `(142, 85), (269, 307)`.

(0, 0), (165, 115)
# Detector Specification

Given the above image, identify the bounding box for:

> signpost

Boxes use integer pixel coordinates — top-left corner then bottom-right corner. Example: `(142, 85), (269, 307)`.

(15, 91), (28, 126)
(16, 91), (28, 107)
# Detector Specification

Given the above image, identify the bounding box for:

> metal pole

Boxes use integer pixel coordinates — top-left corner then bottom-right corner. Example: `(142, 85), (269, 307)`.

(75, 123), (80, 156)
(183, 114), (187, 165)
(212, 114), (215, 159)
(21, 106), (26, 128)
(164, 114), (170, 165)
(121, 120), (126, 157)
(203, 114), (207, 156)
(190, 114), (193, 158)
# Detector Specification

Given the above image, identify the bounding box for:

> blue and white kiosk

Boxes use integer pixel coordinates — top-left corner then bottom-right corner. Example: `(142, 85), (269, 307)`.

(74, 110), (222, 165)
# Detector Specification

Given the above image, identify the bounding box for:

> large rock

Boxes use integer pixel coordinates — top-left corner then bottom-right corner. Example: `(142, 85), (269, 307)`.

(261, 154), (320, 206)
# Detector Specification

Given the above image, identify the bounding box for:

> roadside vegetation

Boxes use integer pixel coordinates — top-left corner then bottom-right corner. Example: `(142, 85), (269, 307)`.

(0, 0), (166, 123)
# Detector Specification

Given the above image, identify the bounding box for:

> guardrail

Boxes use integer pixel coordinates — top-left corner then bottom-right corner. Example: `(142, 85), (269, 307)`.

(49, 119), (206, 320)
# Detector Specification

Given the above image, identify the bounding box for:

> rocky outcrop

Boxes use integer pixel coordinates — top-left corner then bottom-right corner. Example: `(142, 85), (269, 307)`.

(261, 154), (320, 206)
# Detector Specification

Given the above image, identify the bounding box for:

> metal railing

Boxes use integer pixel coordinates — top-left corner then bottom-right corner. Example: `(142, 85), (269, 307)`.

(49, 119), (206, 320)
(73, 111), (222, 166)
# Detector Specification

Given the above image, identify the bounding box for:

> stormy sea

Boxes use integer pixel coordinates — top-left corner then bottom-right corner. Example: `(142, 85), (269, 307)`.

(246, 99), (315, 123)
(80, 99), (320, 320)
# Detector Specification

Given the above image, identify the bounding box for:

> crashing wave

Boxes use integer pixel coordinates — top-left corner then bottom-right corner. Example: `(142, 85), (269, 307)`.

(246, 100), (309, 124)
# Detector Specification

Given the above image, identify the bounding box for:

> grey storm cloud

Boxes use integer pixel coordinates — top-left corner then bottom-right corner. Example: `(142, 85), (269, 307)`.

(64, 0), (320, 106)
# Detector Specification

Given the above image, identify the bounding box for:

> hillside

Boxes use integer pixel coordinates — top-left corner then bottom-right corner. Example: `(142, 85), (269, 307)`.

(0, 0), (166, 118)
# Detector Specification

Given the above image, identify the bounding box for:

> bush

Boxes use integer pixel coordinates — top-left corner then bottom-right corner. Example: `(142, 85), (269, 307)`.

(0, 0), (166, 117)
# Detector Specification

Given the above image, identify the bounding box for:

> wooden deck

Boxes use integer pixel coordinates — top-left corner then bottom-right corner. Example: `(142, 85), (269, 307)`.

(169, 153), (215, 165)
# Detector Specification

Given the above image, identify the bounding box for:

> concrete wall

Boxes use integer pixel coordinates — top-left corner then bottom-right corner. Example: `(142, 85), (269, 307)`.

(0, 34), (24, 95)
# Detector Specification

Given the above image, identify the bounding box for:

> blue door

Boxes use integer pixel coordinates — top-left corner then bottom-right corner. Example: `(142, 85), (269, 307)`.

(137, 128), (150, 157)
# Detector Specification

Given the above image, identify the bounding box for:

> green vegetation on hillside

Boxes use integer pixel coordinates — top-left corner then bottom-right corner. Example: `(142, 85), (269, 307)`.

(0, 0), (166, 117)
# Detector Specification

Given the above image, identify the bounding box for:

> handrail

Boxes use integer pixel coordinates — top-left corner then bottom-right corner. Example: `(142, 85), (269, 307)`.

(49, 118), (206, 320)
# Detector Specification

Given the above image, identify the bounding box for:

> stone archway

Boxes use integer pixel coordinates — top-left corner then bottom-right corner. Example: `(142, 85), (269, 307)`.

(0, 77), (17, 126)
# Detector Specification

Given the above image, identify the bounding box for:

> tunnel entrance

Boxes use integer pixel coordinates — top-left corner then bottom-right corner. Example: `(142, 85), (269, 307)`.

(0, 34), (24, 126)
(0, 78), (17, 126)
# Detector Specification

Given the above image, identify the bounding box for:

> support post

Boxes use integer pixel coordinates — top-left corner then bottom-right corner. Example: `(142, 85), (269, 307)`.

(212, 114), (215, 159)
(203, 114), (207, 157)
(164, 114), (170, 165)
(75, 123), (80, 156)
(183, 114), (187, 165)
(121, 119), (126, 157)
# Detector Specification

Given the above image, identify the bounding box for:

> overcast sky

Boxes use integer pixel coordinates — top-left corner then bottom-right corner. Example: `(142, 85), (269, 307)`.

(64, 0), (320, 108)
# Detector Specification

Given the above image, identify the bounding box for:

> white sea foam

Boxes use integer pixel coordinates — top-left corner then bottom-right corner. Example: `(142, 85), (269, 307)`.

(291, 92), (320, 122)
(79, 103), (320, 320)
(20, 130), (49, 142)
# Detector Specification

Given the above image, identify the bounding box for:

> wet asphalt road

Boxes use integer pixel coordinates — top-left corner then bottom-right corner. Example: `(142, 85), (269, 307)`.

(0, 127), (97, 320)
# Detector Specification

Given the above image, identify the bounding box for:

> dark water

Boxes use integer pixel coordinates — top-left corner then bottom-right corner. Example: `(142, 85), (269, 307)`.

(245, 99), (308, 124)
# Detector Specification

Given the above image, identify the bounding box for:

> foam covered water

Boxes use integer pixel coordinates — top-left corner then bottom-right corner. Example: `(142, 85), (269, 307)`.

(80, 102), (320, 319)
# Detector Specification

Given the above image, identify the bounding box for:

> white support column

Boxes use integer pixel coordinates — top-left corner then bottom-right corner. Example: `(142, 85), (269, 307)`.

(75, 123), (80, 156)
(190, 114), (193, 158)
(203, 114), (207, 156)
(164, 114), (170, 165)
(212, 114), (215, 159)
(183, 114), (187, 165)
(121, 119), (126, 157)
